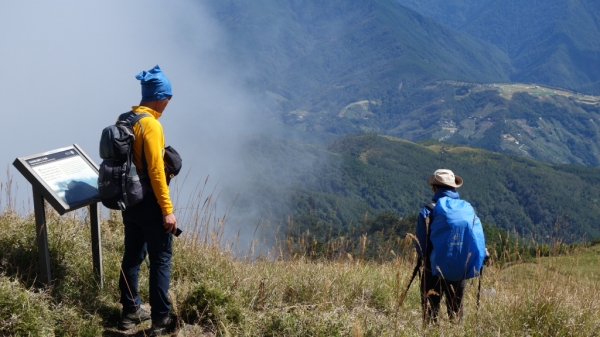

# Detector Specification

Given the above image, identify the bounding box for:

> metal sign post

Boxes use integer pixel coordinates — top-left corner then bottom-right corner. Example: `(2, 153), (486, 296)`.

(14, 144), (104, 289)
(32, 185), (52, 285)
(89, 202), (103, 286)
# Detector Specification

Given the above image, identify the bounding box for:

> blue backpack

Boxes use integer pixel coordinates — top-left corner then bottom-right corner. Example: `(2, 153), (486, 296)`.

(428, 197), (486, 281)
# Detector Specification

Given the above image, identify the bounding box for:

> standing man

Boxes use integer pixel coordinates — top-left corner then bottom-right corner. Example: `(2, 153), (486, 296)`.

(118, 65), (178, 335)
(414, 169), (487, 323)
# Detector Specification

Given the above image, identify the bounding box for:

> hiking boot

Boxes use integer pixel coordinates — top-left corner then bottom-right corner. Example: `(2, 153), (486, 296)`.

(150, 314), (180, 336)
(118, 308), (151, 331)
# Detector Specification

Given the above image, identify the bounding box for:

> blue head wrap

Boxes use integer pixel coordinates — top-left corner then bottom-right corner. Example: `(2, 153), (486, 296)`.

(135, 65), (172, 101)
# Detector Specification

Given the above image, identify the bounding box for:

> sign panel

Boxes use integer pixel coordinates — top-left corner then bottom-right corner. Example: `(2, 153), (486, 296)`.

(27, 148), (98, 204)
(14, 144), (100, 214)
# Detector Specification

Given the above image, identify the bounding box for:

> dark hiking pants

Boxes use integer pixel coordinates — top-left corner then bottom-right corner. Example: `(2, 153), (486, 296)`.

(119, 192), (172, 320)
(420, 268), (466, 323)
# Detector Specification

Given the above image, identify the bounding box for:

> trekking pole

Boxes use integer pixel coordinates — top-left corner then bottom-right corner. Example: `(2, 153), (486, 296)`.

(398, 258), (422, 307)
(476, 265), (483, 310)
(477, 255), (489, 310)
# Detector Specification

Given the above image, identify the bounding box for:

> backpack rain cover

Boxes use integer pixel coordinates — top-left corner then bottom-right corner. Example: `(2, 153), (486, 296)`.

(429, 197), (486, 281)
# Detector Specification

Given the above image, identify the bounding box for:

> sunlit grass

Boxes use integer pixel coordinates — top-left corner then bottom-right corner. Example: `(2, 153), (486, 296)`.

(0, 178), (599, 336)
(538, 245), (600, 282)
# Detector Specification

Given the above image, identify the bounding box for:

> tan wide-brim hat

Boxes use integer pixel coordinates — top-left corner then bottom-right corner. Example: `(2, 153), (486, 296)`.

(427, 169), (463, 188)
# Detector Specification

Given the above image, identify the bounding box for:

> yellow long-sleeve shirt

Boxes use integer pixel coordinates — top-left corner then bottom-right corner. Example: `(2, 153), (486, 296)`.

(129, 105), (173, 215)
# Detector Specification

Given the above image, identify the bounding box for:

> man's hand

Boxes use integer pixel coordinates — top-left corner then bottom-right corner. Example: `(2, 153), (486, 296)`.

(163, 213), (177, 234)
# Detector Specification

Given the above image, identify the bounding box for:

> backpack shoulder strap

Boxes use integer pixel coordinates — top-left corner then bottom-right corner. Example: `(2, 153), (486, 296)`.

(421, 202), (436, 262)
(129, 112), (152, 172)
(117, 111), (151, 125)
(129, 112), (152, 126)
(117, 111), (153, 172)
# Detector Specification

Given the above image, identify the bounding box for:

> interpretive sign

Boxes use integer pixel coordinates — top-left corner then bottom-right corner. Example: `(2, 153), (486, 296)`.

(13, 144), (103, 288)
(14, 145), (100, 214)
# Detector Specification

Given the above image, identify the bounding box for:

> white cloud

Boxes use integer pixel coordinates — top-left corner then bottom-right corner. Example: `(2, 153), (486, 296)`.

(0, 1), (259, 214)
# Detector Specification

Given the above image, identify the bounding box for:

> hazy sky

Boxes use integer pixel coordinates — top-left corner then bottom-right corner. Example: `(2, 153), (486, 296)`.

(0, 1), (262, 214)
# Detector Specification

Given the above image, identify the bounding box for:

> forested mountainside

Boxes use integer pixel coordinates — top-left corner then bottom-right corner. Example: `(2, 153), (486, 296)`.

(395, 0), (600, 94)
(204, 0), (511, 111)
(230, 134), (600, 241)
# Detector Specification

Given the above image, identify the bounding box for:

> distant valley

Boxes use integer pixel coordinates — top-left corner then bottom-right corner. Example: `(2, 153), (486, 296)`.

(201, 0), (600, 167)
(199, 0), (600, 242)
(283, 81), (600, 166)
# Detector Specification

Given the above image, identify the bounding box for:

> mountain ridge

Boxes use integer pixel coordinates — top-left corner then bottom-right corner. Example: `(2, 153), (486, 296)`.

(204, 0), (512, 108)
(395, 0), (600, 94)
(233, 133), (600, 241)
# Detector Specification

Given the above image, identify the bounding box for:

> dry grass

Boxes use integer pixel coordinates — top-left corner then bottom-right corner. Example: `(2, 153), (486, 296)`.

(0, 179), (599, 336)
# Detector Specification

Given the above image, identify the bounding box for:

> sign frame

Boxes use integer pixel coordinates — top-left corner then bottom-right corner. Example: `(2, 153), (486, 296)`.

(13, 144), (103, 288)
(13, 144), (100, 215)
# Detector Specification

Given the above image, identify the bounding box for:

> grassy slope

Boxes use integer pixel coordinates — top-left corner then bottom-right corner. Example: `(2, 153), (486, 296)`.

(539, 244), (600, 282)
(0, 206), (599, 336)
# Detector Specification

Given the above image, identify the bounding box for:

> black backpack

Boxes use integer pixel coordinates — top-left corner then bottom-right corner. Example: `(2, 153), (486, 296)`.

(97, 112), (151, 210)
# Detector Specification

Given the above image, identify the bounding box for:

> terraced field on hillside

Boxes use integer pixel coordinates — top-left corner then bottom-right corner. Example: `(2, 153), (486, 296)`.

(446, 81), (600, 104)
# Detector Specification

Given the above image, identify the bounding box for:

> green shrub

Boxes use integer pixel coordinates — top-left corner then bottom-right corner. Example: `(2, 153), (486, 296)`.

(261, 311), (346, 337)
(0, 276), (54, 336)
(0, 212), (39, 286)
(52, 304), (103, 337)
(589, 237), (600, 246)
(0, 276), (104, 337)
(180, 283), (241, 326)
